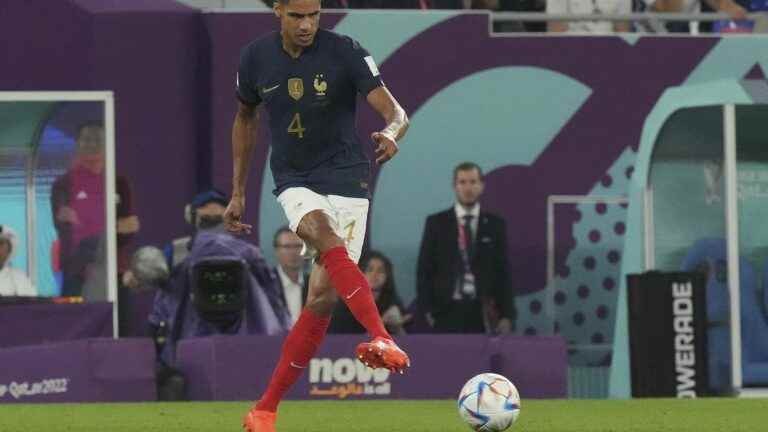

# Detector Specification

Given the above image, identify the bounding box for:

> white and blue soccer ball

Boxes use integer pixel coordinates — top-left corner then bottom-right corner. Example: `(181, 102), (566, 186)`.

(457, 373), (521, 431)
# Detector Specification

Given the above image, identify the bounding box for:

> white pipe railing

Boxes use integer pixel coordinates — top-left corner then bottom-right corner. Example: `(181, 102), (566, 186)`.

(492, 11), (768, 22)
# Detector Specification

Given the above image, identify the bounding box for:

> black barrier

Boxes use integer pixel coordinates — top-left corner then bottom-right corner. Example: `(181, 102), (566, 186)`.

(628, 272), (709, 397)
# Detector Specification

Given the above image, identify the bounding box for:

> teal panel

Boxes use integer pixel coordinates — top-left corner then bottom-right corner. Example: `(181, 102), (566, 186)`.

(0, 102), (54, 151)
(686, 36), (768, 85)
(618, 34), (642, 46)
(609, 182), (644, 398)
(333, 11), (459, 64)
(515, 147), (635, 371)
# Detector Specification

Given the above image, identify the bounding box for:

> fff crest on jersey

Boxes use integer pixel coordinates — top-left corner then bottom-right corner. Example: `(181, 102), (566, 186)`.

(288, 78), (304, 101)
(314, 74), (327, 97)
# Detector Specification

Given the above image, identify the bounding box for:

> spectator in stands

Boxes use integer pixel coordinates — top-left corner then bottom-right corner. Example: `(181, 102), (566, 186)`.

(123, 246), (171, 293)
(494, 0), (547, 32)
(642, 0), (746, 33)
(119, 246), (170, 337)
(330, 250), (411, 335)
(51, 121), (139, 298)
(273, 226), (308, 327)
(340, 0), (468, 8)
(417, 162), (514, 334)
(547, 0), (632, 32)
(164, 189), (229, 269)
(0, 225), (36, 297)
(265, 0), (470, 8)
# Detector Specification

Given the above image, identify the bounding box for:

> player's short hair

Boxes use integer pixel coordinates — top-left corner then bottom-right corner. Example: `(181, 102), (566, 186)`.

(453, 161), (484, 182)
(76, 121), (104, 140)
(273, 225), (294, 247)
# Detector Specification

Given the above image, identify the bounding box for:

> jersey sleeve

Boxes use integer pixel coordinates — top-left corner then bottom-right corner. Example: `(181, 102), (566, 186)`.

(236, 45), (262, 105)
(339, 36), (384, 97)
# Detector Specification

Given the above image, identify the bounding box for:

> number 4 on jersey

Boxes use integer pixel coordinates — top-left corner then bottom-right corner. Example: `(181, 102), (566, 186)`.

(288, 112), (306, 138)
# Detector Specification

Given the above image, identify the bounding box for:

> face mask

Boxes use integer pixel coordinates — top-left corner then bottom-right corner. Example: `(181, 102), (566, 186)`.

(197, 215), (225, 230)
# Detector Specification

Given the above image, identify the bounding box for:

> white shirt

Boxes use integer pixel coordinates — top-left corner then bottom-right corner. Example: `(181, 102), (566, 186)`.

(277, 265), (304, 327)
(547, 0), (632, 33)
(0, 266), (37, 297)
(454, 202), (480, 239)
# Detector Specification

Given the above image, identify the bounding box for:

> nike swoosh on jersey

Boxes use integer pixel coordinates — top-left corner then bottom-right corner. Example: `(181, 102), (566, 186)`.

(346, 287), (362, 300)
(290, 362), (307, 369)
(262, 84), (280, 93)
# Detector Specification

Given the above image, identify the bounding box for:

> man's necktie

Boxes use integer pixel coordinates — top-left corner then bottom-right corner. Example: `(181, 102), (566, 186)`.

(463, 215), (475, 259)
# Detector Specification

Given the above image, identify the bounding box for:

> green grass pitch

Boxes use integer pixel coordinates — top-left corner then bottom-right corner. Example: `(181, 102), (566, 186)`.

(1, 399), (766, 431)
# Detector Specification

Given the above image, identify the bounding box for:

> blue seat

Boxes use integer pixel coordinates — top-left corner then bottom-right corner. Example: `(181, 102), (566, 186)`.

(741, 260), (768, 386)
(682, 238), (768, 389)
(681, 238), (732, 391)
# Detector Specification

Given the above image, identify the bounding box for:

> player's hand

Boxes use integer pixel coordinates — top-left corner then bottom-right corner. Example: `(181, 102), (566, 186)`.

(371, 131), (398, 165)
(223, 195), (252, 235)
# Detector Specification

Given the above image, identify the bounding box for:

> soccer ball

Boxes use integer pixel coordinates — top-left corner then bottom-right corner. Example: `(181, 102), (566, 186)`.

(457, 373), (521, 431)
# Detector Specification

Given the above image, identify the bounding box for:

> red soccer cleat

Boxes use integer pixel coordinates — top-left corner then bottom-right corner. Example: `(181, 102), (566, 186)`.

(356, 336), (411, 374)
(242, 408), (276, 432)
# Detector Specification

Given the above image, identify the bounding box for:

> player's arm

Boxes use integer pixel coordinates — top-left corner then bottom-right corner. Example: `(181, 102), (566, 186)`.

(366, 86), (409, 165)
(224, 101), (260, 234)
(225, 44), (262, 234)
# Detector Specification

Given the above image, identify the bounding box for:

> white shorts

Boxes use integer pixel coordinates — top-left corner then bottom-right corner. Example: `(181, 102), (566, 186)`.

(276, 187), (369, 263)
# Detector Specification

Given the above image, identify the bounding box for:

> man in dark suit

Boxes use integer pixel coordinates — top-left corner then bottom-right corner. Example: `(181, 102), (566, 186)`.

(272, 226), (309, 328)
(417, 162), (514, 334)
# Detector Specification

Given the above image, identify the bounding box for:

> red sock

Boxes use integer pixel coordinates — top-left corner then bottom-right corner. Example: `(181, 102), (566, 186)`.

(320, 246), (391, 340)
(256, 308), (330, 412)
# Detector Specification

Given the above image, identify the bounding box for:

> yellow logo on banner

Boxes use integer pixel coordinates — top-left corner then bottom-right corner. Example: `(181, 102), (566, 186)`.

(288, 78), (304, 101)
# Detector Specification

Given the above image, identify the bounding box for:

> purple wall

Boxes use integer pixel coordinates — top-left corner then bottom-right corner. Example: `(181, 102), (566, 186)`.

(176, 334), (567, 400)
(0, 338), (155, 403)
(0, 0), (203, 249)
(0, 303), (113, 348)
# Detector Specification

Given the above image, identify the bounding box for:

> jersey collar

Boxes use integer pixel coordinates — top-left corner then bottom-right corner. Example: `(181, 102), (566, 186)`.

(275, 30), (320, 59)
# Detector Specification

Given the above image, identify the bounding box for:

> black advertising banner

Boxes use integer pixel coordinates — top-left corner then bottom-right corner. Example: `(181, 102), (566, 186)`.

(628, 272), (709, 397)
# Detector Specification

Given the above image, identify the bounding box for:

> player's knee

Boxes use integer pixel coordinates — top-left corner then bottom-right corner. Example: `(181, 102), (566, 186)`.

(297, 210), (344, 252)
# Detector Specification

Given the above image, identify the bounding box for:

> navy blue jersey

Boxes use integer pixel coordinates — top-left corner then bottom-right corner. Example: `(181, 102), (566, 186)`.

(236, 29), (384, 198)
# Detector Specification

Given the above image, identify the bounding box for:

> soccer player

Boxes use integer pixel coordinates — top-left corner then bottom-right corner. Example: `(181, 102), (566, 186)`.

(223, 1), (411, 431)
